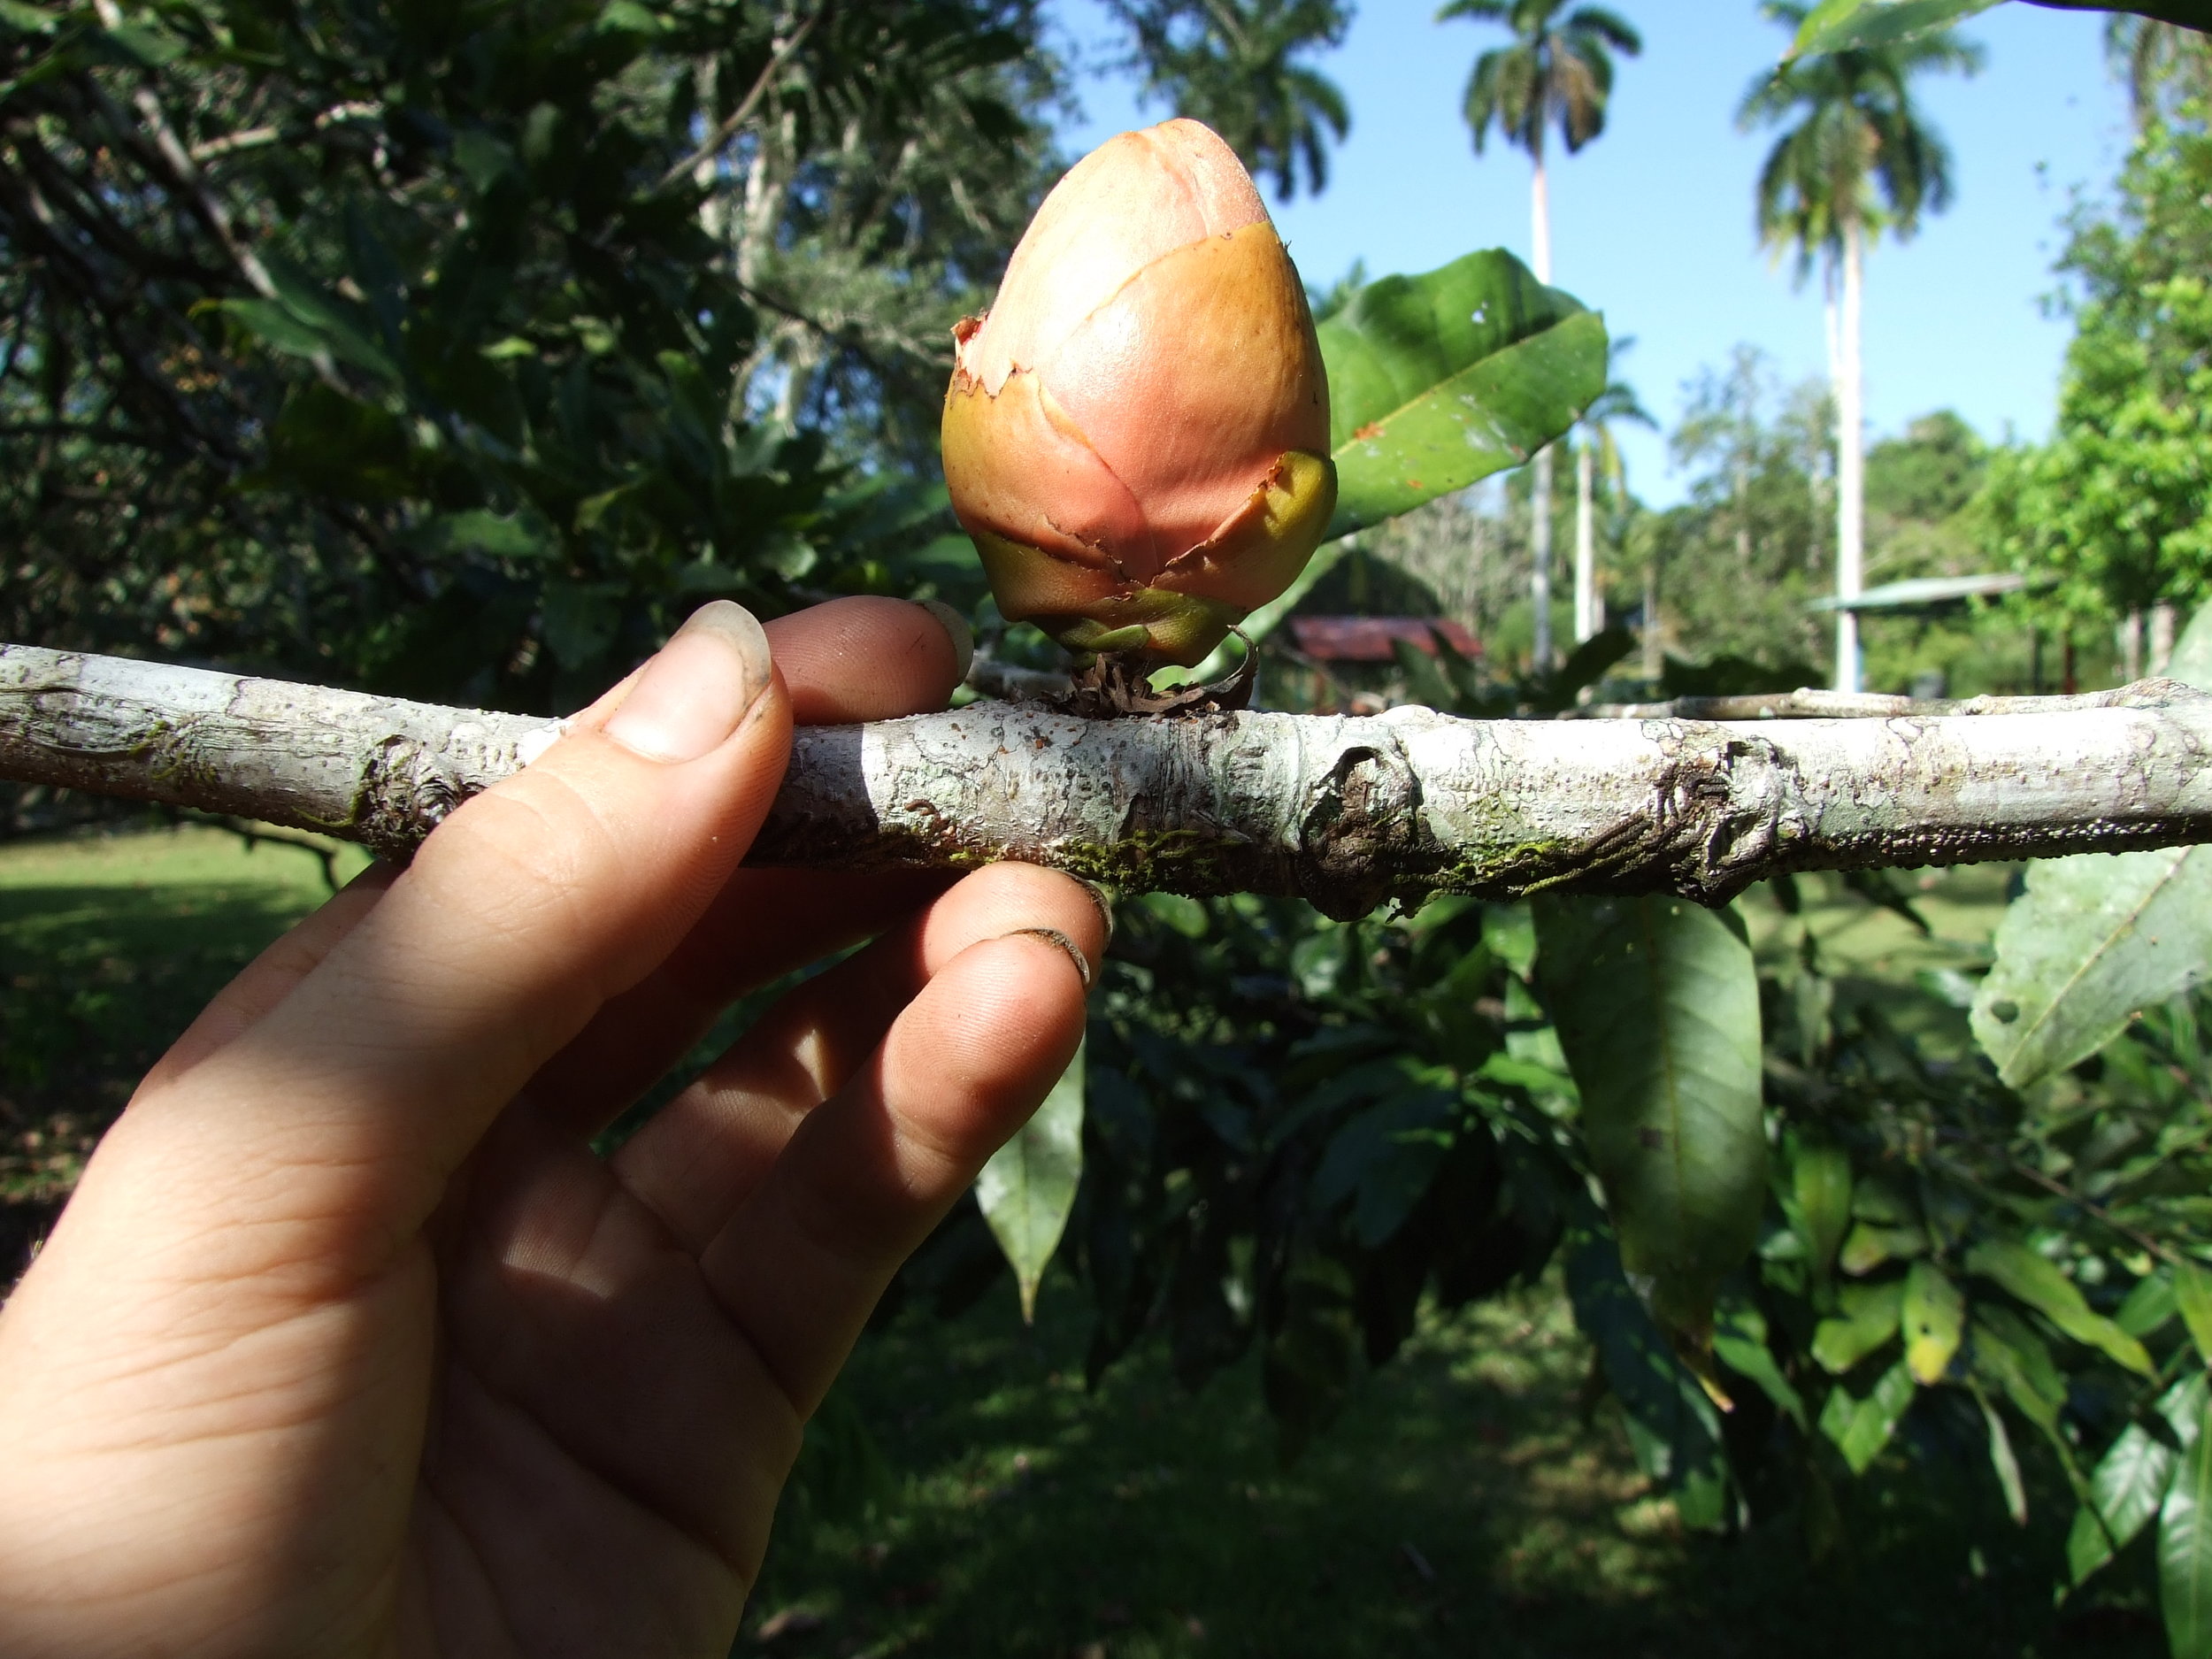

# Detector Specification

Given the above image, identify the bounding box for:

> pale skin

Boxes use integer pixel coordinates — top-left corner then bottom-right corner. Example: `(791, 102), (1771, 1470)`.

(0, 596), (1103, 1658)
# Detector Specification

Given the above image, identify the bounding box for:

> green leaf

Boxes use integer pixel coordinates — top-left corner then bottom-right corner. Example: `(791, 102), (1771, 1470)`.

(1967, 1238), (2155, 1377)
(1714, 1293), (1808, 1431)
(1840, 1218), (1928, 1275)
(1535, 896), (1765, 1350)
(0, 1), (57, 34)
(1972, 1306), (2070, 1436)
(213, 297), (342, 365)
(2166, 1380), (2212, 1659)
(1789, 0), (2000, 56)
(418, 509), (549, 561)
(1974, 1385), (2030, 1527)
(1317, 250), (1607, 540)
(2119, 1269), (2180, 1340)
(1791, 1135), (1854, 1286)
(2178, 1260), (2212, 1366)
(975, 1039), (1085, 1323)
(2070, 1418), (2181, 1586)
(1819, 1360), (1918, 1476)
(1971, 846), (2212, 1089)
(1813, 1279), (1905, 1374)
(1903, 1261), (1967, 1385)
(1791, 1), (2208, 60)
(1309, 1084), (1457, 1248)
(1563, 1213), (1731, 1527)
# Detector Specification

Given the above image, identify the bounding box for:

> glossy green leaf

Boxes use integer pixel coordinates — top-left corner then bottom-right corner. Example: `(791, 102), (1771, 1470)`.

(1971, 1307), (2070, 1437)
(1791, 0), (2204, 58)
(1967, 1239), (2155, 1377)
(1971, 846), (2212, 1089)
(2166, 1379), (2212, 1659)
(2070, 1420), (2181, 1586)
(1903, 1261), (1967, 1385)
(1790, 0), (1998, 54)
(1819, 1360), (1918, 1476)
(1536, 895), (1766, 1348)
(1814, 1280), (1905, 1374)
(976, 1039), (1085, 1323)
(1317, 250), (1607, 540)
(2177, 1260), (2212, 1366)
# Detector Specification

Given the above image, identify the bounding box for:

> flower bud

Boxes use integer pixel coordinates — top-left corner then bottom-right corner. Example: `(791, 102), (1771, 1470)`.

(943, 119), (1335, 667)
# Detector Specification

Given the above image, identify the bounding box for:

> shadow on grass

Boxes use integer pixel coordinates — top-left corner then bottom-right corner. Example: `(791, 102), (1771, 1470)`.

(0, 864), (331, 1268)
(747, 1284), (2163, 1659)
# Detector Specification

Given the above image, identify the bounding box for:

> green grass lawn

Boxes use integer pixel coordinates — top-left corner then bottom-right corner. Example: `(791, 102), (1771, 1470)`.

(0, 822), (368, 1214)
(0, 830), (2147, 1658)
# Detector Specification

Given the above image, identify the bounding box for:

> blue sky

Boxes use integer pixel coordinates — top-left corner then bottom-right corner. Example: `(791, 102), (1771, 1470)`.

(1046, 0), (2135, 507)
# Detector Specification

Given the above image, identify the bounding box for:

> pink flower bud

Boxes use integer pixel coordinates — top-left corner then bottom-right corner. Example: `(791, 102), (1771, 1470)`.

(943, 119), (1335, 666)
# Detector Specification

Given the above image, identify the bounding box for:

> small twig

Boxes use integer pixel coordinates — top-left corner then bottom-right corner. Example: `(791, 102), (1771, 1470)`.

(653, 7), (826, 193)
(2006, 1160), (2182, 1270)
(188, 103), (382, 165)
(194, 812), (345, 893)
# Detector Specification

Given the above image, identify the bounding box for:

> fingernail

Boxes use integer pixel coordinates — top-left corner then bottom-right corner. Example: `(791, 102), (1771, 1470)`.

(915, 599), (975, 686)
(1071, 877), (1116, 949)
(1005, 926), (1092, 989)
(605, 602), (772, 763)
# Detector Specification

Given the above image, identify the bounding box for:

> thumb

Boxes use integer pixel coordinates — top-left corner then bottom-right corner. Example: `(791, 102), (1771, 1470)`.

(81, 601), (791, 1270)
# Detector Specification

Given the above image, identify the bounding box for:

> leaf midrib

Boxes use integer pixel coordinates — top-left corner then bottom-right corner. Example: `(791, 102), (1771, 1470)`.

(2001, 847), (2198, 1080)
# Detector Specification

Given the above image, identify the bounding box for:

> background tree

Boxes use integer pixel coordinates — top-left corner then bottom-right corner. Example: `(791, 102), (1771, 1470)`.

(1102, 0), (1353, 199)
(1570, 343), (1652, 646)
(0, 0), (1061, 723)
(1438, 0), (1640, 671)
(1740, 2), (1980, 694)
(1985, 90), (2212, 673)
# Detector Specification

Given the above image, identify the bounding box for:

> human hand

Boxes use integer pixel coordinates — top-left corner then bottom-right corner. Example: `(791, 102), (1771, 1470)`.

(0, 597), (1103, 1657)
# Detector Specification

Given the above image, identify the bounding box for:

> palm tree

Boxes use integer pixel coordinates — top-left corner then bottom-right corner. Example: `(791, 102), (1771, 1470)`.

(2108, 13), (2212, 126)
(1741, 4), (1980, 693)
(1440, 0), (1640, 670)
(1111, 0), (1354, 199)
(1571, 349), (1655, 645)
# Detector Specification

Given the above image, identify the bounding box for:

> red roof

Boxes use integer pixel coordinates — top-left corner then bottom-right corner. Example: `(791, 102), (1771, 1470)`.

(1287, 617), (1482, 664)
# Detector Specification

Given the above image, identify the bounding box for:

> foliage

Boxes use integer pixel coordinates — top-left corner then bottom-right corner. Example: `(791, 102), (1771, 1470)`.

(0, 0), (1071, 710)
(1317, 249), (1609, 539)
(1744, 1), (1982, 270)
(1102, 0), (1352, 200)
(1436, 0), (1643, 164)
(1793, 0), (2211, 62)
(1985, 104), (2212, 621)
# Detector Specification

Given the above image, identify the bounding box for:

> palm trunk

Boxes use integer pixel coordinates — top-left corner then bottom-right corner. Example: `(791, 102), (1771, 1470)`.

(1642, 557), (1662, 683)
(1530, 149), (1554, 670)
(1574, 438), (1598, 643)
(1834, 217), (1866, 695)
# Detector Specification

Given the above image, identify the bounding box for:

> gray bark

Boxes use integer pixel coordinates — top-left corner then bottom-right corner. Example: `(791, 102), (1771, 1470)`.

(6, 644), (2212, 920)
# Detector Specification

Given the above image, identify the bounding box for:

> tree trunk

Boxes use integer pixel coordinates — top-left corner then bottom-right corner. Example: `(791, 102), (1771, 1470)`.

(1532, 449), (1555, 671)
(2122, 609), (2144, 682)
(2151, 602), (2177, 677)
(1574, 438), (1598, 644)
(1529, 149), (1555, 672)
(1834, 217), (1866, 695)
(1641, 557), (1662, 682)
(6, 646), (2212, 922)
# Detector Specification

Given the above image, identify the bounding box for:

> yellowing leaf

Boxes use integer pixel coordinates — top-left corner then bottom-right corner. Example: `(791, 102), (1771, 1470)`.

(1903, 1262), (1966, 1385)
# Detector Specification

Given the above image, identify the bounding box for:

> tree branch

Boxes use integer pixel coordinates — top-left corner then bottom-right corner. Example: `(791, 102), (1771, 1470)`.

(4, 644), (2211, 918)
